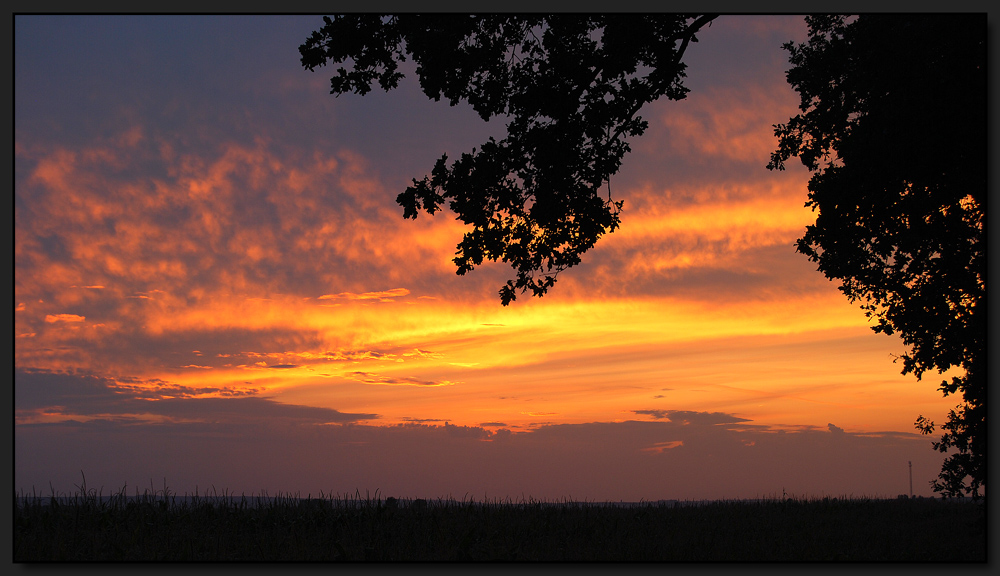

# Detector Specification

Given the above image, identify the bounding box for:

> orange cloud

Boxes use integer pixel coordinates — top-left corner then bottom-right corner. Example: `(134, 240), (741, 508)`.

(643, 77), (800, 167)
(44, 314), (85, 323)
(16, 109), (955, 455)
(346, 371), (457, 387)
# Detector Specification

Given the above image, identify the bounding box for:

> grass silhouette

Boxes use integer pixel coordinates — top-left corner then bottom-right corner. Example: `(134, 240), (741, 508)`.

(14, 477), (986, 561)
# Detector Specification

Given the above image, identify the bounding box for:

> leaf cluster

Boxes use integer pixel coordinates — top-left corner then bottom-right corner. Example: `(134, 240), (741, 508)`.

(301, 15), (717, 304)
(770, 15), (986, 498)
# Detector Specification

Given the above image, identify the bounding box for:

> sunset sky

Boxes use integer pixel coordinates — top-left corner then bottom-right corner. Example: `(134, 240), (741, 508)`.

(15, 15), (961, 501)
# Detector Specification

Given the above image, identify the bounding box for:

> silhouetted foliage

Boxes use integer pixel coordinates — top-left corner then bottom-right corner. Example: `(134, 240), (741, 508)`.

(300, 14), (717, 304)
(300, 14), (987, 498)
(768, 15), (986, 498)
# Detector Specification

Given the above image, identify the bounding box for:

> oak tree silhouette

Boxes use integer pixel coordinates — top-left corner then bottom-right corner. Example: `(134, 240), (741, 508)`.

(769, 15), (986, 498)
(300, 14), (718, 305)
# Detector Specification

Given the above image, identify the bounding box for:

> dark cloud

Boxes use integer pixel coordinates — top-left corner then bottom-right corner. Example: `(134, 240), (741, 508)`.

(632, 409), (752, 425)
(325, 350), (394, 361)
(346, 371), (455, 387)
(442, 421), (491, 439)
(16, 411), (942, 502)
(319, 288), (410, 302)
(634, 409), (671, 419)
(15, 368), (376, 425)
(140, 397), (376, 424)
(15, 368), (119, 413)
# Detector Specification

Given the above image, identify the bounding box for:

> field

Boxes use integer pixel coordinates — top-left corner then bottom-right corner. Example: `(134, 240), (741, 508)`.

(14, 484), (986, 562)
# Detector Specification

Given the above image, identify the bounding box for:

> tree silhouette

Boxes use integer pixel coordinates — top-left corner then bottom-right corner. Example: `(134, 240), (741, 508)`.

(300, 14), (986, 498)
(300, 14), (717, 304)
(768, 15), (986, 498)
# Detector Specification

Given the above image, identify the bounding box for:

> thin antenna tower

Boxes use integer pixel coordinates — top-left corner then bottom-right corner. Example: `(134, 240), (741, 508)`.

(909, 461), (913, 498)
